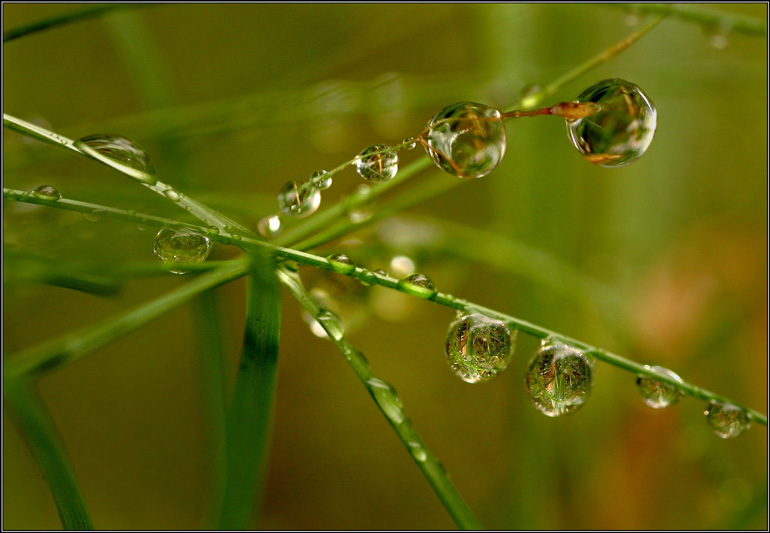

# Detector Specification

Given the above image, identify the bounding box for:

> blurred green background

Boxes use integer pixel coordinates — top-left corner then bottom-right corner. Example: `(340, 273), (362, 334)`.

(3, 4), (767, 530)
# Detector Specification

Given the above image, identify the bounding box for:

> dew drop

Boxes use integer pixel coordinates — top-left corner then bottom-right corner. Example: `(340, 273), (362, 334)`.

(207, 225), (220, 235)
(445, 313), (515, 384)
(525, 343), (592, 417)
(310, 170), (333, 190)
(397, 273), (437, 299)
(367, 377), (405, 424)
(315, 308), (345, 341)
(358, 269), (378, 287)
(705, 401), (751, 439)
(277, 181), (321, 218)
(32, 185), (61, 200)
(83, 212), (100, 222)
(355, 144), (398, 182)
(153, 228), (211, 275)
(422, 101), (507, 178)
(257, 214), (282, 238)
(74, 134), (157, 184)
(327, 253), (356, 274)
(635, 365), (684, 409)
(407, 441), (428, 462)
(566, 79), (657, 168)
(164, 189), (181, 202)
(401, 137), (418, 150)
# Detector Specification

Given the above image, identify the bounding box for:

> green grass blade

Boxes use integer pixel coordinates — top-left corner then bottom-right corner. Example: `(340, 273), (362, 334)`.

(4, 259), (251, 381)
(5, 379), (94, 530)
(216, 254), (282, 530)
(276, 268), (483, 530)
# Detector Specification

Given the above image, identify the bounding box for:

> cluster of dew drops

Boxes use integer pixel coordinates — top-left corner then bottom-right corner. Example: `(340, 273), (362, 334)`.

(28, 79), (752, 439)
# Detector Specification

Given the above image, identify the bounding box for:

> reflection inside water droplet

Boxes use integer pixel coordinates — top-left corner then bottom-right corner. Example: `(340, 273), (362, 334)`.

(445, 313), (515, 383)
(355, 144), (399, 182)
(32, 185), (61, 200)
(153, 228), (211, 275)
(636, 365), (684, 409)
(525, 343), (592, 417)
(705, 401), (751, 439)
(74, 134), (157, 184)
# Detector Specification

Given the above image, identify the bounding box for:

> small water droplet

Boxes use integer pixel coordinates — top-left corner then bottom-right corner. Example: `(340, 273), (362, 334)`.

(373, 268), (388, 277)
(519, 84), (543, 110)
(705, 401), (751, 439)
(423, 101), (507, 178)
(407, 441), (428, 462)
(310, 170), (332, 190)
(83, 212), (101, 222)
(347, 208), (371, 224)
(705, 23), (730, 50)
(327, 253), (356, 274)
(32, 185), (61, 200)
(636, 365), (684, 409)
(257, 214), (282, 238)
(315, 308), (345, 340)
(358, 269), (378, 287)
(397, 273), (437, 299)
(277, 181), (321, 218)
(355, 144), (398, 182)
(525, 343), (592, 417)
(367, 377), (405, 424)
(207, 225), (220, 235)
(164, 189), (181, 202)
(401, 137), (418, 150)
(446, 313), (516, 384)
(74, 134), (157, 184)
(566, 79), (657, 168)
(153, 228), (211, 275)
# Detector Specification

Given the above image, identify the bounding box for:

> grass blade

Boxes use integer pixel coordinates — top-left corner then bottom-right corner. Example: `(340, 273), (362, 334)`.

(4, 379), (94, 530)
(216, 254), (282, 529)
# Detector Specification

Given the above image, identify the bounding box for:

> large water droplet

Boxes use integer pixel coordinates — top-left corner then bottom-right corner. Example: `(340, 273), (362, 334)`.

(445, 313), (515, 383)
(277, 181), (321, 218)
(566, 79), (657, 168)
(422, 101), (507, 178)
(525, 343), (592, 417)
(32, 185), (61, 200)
(327, 253), (356, 274)
(397, 273), (437, 299)
(153, 228), (211, 275)
(636, 365), (684, 409)
(315, 308), (345, 341)
(705, 401), (752, 439)
(355, 144), (398, 182)
(74, 134), (157, 184)
(310, 170), (332, 190)
(257, 214), (282, 238)
(367, 377), (405, 424)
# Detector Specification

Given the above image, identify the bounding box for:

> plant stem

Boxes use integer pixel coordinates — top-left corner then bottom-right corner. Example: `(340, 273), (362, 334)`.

(216, 255), (282, 530)
(276, 268), (483, 530)
(610, 3), (767, 37)
(4, 259), (251, 381)
(4, 379), (94, 530)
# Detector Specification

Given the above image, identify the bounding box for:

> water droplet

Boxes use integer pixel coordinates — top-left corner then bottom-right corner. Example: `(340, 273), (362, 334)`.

(402, 137), (418, 150)
(358, 269), (378, 287)
(164, 189), (181, 202)
(445, 314), (515, 384)
(519, 84), (543, 110)
(277, 181), (321, 218)
(315, 308), (345, 341)
(347, 208), (371, 224)
(566, 79), (657, 168)
(705, 23), (730, 50)
(355, 144), (398, 182)
(397, 273), (437, 299)
(327, 253), (356, 274)
(257, 215), (282, 238)
(705, 401), (751, 439)
(367, 377), (405, 424)
(153, 228), (211, 275)
(83, 212), (100, 222)
(636, 365), (684, 409)
(32, 185), (61, 200)
(310, 170), (333, 190)
(374, 268), (388, 277)
(422, 101), (507, 178)
(207, 225), (220, 235)
(525, 343), (592, 417)
(407, 441), (428, 462)
(74, 134), (157, 184)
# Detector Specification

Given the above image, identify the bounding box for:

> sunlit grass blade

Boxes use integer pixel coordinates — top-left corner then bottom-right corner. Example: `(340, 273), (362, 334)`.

(216, 254), (282, 530)
(4, 379), (94, 530)
(276, 267), (483, 530)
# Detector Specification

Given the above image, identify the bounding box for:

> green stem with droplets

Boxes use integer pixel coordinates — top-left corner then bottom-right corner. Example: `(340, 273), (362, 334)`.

(4, 379), (94, 530)
(5, 187), (766, 426)
(608, 3), (767, 37)
(276, 268), (483, 530)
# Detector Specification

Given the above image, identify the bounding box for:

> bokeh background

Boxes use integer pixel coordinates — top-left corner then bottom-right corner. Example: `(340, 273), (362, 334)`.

(3, 4), (767, 530)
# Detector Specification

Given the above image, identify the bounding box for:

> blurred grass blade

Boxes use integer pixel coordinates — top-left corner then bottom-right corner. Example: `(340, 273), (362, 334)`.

(5, 379), (94, 530)
(216, 254), (282, 530)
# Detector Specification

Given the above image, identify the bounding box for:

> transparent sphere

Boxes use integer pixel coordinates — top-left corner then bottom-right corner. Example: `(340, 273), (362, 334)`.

(397, 273), (437, 299)
(153, 228), (211, 275)
(310, 170), (332, 190)
(525, 343), (592, 417)
(636, 365), (685, 409)
(445, 313), (515, 384)
(705, 401), (752, 439)
(327, 253), (356, 274)
(277, 181), (321, 218)
(74, 134), (157, 184)
(356, 145), (398, 182)
(257, 215), (282, 238)
(33, 184), (62, 200)
(422, 101), (507, 178)
(566, 78), (657, 167)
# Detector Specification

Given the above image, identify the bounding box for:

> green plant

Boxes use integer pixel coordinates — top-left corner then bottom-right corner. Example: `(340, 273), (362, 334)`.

(3, 4), (767, 530)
